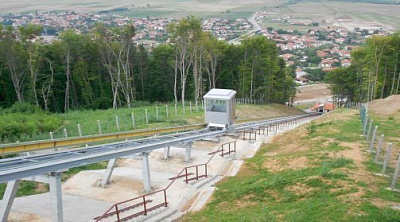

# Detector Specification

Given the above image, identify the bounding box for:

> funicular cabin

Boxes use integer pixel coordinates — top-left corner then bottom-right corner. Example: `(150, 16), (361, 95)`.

(203, 88), (236, 130)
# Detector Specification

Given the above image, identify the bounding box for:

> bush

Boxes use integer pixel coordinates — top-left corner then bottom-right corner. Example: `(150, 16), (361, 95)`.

(6, 102), (43, 114)
(306, 121), (316, 135)
(0, 105), (63, 143)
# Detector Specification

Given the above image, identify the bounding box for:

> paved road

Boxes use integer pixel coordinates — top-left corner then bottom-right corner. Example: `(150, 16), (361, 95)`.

(227, 12), (261, 44)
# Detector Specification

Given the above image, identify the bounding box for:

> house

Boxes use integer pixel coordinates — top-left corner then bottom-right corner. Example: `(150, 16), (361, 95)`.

(319, 58), (338, 68)
(341, 59), (351, 67)
(311, 102), (335, 113)
(281, 53), (294, 61)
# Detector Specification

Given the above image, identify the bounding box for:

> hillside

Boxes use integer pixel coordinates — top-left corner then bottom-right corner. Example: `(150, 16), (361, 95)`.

(179, 99), (400, 221)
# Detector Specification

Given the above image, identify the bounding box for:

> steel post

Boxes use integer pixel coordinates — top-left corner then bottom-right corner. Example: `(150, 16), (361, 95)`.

(49, 171), (63, 222)
(100, 158), (117, 187)
(390, 155), (400, 190)
(382, 143), (393, 176)
(374, 134), (384, 163)
(185, 142), (193, 163)
(141, 152), (152, 192)
(163, 146), (170, 160)
(369, 125), (378, 153)
(366, 119), (373, 141)
(0, 180), (20, 222)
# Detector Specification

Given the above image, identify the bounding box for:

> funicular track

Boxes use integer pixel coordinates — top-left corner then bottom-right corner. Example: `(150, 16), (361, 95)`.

(0, 113), (320, 222)
(0, 113), (319, 183)
(92, 113), (320, 222)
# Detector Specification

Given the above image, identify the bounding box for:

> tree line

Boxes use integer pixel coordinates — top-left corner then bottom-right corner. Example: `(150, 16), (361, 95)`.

(0, 16), (296, 113)
(327, 33), (400, 104)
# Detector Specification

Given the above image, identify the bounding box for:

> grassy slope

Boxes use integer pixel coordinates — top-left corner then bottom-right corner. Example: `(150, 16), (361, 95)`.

(179, 108), (400, 221)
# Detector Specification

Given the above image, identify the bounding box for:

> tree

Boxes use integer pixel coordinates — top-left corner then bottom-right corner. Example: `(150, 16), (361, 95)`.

(58, 29), (83, 112)
(20, 24), (43, 106)
(168, 16), (202, 111)
(326, 66), (358, 106)
(2, 26), (28, 102)
(92, 23), (136, 109)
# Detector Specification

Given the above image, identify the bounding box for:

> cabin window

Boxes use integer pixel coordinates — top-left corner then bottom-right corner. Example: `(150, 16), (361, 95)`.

(206, 99), (227, 113)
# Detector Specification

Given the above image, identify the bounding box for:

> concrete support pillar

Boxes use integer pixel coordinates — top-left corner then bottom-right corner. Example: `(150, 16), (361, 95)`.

(49, 172), (63, 222)
(141, 152), (152, 193)
(185, 141), (193, 163)
(163, 146), (170, 160)
(100, 158), (117, 187)
(0, 180), (20, 222)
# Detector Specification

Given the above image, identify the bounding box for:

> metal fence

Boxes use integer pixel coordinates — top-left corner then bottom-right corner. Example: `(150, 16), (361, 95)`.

(360, 104), (400, 191)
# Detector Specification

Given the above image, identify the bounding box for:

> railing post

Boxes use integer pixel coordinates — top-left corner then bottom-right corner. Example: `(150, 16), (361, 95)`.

(143, 196), (147, 215)
(185, 168), (188, 184)
(156, 106), (159, 120)
(164, 189), (168, 207)
(166, 104), (169, 119)
(115, 205), (120, 222)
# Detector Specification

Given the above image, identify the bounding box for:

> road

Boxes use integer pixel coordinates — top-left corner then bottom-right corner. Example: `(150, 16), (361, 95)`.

(227, 12), (261, 44)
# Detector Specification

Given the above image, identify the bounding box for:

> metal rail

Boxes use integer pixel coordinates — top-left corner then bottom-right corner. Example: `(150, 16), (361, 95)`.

(0, 124), (206, 155)
(0, 113), (318, 183)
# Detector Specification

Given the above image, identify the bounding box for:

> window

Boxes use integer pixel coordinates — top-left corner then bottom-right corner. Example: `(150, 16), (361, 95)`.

(206, 99), (227, 113)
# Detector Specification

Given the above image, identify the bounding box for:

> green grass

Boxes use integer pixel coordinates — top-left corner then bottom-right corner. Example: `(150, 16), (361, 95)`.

(180, 108), (400, 221)
(0, 181), (48, 199)
(0, 102), (204, 143)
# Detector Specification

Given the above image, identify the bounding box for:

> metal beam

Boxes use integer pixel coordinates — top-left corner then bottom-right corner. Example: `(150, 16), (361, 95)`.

(0, 180), (20, 222)
(100, 158), (117, 188)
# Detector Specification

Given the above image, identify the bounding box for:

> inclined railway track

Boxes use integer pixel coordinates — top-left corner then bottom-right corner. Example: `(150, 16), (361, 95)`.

(0, 113), (319, 183)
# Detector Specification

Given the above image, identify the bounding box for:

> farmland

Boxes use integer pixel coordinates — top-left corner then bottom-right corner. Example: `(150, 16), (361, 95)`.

(0, 0), (399, 31)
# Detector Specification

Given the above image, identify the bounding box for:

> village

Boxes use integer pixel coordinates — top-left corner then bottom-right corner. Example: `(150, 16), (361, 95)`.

(0, 10), (392, 81)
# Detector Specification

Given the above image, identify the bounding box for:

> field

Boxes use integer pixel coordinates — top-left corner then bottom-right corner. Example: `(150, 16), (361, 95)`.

(259, 1), (400, 32)
(0, 0), (277, 18)
(1, 0), (399, 31)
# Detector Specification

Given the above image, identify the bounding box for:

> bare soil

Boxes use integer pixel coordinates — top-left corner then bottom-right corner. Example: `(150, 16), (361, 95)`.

(295, 83), (331, 102)
(368, 95), (400, 116)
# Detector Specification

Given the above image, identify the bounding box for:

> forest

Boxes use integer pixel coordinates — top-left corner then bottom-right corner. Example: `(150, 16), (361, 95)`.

(0, 16), (296, 113)
(327, 33), (400, 104)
